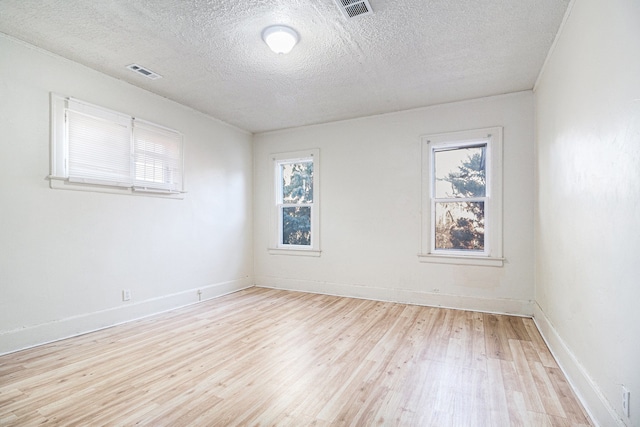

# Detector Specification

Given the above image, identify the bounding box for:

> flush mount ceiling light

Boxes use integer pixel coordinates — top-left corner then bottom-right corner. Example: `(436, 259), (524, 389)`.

(262, 25), (299, 54)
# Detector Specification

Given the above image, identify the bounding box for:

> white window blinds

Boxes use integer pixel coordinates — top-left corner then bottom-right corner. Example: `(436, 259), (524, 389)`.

(56, 96), (184, 194)
(133, 120), (183, 192)
(67, 100), (132, 186)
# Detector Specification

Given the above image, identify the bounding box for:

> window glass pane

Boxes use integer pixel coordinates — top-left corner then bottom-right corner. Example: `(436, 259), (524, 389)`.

(134, 155), (167, 184)
(134, 139), (170, 184)
(434, 145), (486, 198)
(281, 161), (313, 203)
(282, 206), (311, 246)
(435, 201), (484, 251)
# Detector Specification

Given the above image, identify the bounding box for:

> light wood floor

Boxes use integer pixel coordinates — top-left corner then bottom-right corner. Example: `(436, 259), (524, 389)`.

(0, 287), (591, 426)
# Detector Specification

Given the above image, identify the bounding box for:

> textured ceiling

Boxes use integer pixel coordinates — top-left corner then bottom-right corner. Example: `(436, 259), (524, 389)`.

(0, 0), (569, 133)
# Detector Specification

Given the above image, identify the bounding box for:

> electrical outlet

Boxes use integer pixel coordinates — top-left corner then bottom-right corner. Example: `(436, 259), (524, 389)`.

(622, 385), (630, 418)
(122, 289), (131, 301)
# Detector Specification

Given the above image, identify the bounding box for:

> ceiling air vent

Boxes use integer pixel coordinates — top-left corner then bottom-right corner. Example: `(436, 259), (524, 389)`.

(126, 64), (162, 80)
(334, 0), (373, 19)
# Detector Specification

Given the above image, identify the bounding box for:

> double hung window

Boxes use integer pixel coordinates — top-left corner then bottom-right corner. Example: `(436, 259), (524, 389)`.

(420, 127), (503, 266)
(270, 149), (320, 255)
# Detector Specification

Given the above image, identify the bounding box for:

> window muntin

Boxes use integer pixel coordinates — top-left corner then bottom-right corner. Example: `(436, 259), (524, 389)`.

(50, 94), (184, 196)
(420, 128), (503, 266)
(271, 150), (320, 254)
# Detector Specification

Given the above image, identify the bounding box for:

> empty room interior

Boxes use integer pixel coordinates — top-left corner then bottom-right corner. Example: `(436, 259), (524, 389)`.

(0, 0), (638, 425)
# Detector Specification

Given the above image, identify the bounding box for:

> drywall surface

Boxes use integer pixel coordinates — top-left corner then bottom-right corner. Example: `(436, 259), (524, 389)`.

(254, 91), (535, 315)
(0, 35), (253, 354)
(534, 0), (640, 425)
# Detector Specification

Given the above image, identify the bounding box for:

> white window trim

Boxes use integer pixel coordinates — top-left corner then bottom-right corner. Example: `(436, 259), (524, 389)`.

(419, 127), (504, 267)
(268, 149), (320, 256)
(49, 93), (186, 199)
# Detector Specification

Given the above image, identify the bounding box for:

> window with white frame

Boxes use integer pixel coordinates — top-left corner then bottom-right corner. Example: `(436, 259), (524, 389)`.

(50, 94), (184, 197)
(420, 127), (503, 266)
(270, 149), (320, 255)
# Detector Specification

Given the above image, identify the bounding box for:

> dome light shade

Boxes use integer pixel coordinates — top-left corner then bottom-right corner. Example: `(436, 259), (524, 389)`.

(262, 25), (299, 54)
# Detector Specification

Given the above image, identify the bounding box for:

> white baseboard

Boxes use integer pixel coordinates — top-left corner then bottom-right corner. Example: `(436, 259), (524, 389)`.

(533, 302), (623, 427)
(0, 278), (252, 356)
(254, 276), (534, 316)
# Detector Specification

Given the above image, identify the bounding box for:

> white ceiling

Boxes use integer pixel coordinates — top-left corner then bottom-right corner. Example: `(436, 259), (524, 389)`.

(0, 0), (569, 133)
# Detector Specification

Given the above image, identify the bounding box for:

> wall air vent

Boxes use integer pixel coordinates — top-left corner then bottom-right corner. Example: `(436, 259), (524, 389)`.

(334, 0), (373, 19)
(126, 64), (162, 80)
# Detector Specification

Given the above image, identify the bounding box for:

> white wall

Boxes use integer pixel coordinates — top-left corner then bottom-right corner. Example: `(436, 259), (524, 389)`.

(0, 35), (254, 354)
(534, 0), (640, 425)
(254, 92), (535, 315)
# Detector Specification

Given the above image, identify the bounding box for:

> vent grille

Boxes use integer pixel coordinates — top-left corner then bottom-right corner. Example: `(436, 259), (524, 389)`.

(126, 64), (162, 80)
(334, 0), (373, 19)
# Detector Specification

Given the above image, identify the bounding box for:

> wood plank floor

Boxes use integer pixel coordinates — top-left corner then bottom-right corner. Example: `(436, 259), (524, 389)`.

(0, 287), (592, 426)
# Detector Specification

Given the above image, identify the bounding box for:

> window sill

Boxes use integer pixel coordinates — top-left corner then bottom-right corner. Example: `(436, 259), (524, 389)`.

(418, 253), (504, 267)
(268, 248), (321, 257)
(49, 176), (185, 199)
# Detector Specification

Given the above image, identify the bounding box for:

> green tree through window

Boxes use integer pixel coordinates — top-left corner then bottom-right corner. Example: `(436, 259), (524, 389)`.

(421, 127), (502, 265)
(280, 161), (313, 246)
